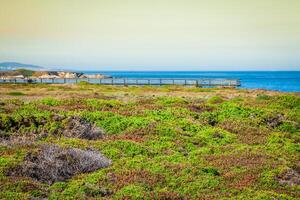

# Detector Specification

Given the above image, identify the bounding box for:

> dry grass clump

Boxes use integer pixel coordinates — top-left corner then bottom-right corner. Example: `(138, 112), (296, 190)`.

(276, 168), (300, 186)
(223, 170), (260, 189)
(63, 116), (105, 140)
(206, 152), (271, 190)
(7, 144), (111, 184)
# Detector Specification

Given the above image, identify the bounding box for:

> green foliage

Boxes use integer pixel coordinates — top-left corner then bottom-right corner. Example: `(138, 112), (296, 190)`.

(269, 95), (300, 109)
(207, 96), (224, 104)
(115, 184), (146, 199)
(276, 122), (298, 133)
(201, 167), (220, 176)
(266, 132), (300, 154)
(7, 91), (25, 96)
(256, 94), (271, 101)
(99, 140), (150, 159)
(77, 81), (91, 86)
(1, 85), (299, 199)
(188, 127), (236, 147)
(156, 96), (187, 106)
(39, 97), (61, 106)
(85, 99), (121, 110)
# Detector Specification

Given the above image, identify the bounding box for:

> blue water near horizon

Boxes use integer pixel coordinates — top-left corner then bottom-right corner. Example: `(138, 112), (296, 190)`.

(80, 71), (300, 92)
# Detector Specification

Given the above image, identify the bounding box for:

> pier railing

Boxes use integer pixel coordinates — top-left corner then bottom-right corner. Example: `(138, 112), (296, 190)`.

(0, 78), (241, 87)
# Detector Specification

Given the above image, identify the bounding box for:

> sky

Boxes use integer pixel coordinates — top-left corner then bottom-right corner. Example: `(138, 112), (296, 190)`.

(0, 0), (300, 71)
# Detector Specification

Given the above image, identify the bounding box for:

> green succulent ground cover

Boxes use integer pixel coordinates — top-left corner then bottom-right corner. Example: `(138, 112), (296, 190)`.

(0, 84), (299, 199)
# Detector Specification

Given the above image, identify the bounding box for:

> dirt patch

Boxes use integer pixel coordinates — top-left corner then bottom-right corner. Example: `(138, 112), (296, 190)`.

(7, 144), (111, 184)
(223, 170), (259, 189)
(218, 120), (269, 145)
(276, 168), (300, 186)
(205, 152), (268, 171)
(63, 116), (104, 140)
(105, 123), (157, 142)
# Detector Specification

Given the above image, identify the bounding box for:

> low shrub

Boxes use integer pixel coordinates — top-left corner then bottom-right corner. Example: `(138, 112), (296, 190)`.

(7, 144), (111, 184)
(207, 96), (224, 104)
(39, 98), (61, 106)
(7, 91), (25, 96)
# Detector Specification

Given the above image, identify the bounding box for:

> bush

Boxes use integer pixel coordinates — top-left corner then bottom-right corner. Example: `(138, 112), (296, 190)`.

(115, 184), (146, 199)
(201, 167), (220, 176)
(78, 81), (90, 86)
(39, 98), (61, 106)
(256, 94), (271, 101)
(16, 69), (34, 77)
(207, 96), (224, 104)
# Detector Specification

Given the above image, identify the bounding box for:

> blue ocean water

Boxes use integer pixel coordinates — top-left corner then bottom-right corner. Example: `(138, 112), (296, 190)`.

(82, 71), (300, 92)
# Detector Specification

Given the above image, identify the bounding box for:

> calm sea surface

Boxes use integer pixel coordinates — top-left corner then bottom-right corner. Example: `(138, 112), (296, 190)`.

(81, 71), (300, 92)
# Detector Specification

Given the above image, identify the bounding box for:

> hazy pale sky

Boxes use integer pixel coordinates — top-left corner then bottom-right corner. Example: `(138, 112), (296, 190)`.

(0, 0), (300, 70)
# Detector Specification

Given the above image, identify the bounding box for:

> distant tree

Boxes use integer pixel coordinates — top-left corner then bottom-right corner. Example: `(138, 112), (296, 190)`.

(16, 68), (34, 78)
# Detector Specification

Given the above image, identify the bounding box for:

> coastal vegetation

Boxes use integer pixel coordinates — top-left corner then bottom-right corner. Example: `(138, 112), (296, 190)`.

(0, 84), (299, 199)
(0, 69), (108, 79)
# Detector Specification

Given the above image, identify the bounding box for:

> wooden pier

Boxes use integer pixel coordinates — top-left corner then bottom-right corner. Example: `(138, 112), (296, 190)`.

(0, 78), (241, 87)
